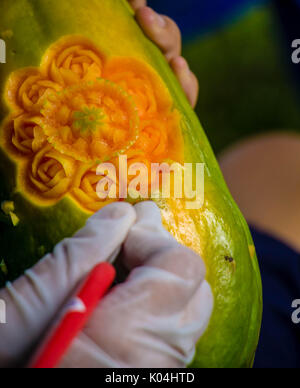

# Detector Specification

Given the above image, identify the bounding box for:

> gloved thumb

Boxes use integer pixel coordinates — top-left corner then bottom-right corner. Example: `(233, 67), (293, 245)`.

(123, 201), (207, 305)
(0, 202), (136, 367)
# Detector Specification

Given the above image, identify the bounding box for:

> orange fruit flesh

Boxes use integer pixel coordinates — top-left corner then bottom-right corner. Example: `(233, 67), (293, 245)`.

(1, 36), (184, 212)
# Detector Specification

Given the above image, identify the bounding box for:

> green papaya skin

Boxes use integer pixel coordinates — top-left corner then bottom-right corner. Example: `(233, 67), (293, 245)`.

(0, 0), (262, 368)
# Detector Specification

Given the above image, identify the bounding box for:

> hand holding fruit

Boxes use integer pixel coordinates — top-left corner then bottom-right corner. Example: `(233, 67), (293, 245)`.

(128, 0), (199, 108)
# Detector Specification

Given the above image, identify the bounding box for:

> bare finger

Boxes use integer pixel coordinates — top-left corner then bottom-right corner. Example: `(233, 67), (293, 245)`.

(127, 0), (147, 11)
(170, 56), (199, 108)
(136, 7), (182, 62)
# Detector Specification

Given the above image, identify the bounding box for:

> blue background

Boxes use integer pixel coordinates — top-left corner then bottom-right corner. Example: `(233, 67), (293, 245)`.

(149, 0), (268, 38)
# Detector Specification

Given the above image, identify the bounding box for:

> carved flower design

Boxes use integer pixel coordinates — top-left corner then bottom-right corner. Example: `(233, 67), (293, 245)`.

(1, 36), (183, 212)
(29, 144), (77, 199)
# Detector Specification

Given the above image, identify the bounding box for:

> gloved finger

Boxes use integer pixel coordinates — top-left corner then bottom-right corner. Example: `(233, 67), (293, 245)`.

(64, 277), (212, 368)
(26, 202), (136, 298)
(73, 237), (212, 368)
(136, 7), (182, 62)
(0, 202), (136, 367)
(170, 57), (199, 108)
(119, 279), (214, 367)
(122, 201), (174, 270)
(127, 0), (147, 11)
(61, 202), (212, 368)
(123, 201), (207, 309)
(166, 280), (213, 361)
(60, 283), (213, 369)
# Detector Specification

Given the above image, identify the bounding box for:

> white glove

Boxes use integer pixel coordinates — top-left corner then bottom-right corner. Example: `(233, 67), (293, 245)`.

(0, 203), (136, 368)
(60, 202), (213, 368)
(0, 202), (213, 368)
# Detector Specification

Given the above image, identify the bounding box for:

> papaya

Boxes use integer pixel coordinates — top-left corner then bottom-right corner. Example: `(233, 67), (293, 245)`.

(0, 0), (262, 368)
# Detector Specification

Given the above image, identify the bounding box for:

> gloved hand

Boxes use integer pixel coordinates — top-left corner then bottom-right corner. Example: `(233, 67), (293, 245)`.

(0, 202), (213, 369)
(0, 202), (136, 368)
(59, 202), (213, 368)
